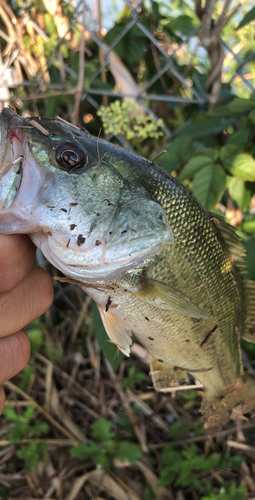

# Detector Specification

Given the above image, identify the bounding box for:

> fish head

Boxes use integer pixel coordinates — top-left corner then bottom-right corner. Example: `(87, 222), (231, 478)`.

(0, 108), (173, 282)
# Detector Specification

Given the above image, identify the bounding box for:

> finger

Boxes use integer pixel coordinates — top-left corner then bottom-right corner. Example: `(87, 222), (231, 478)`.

(0, 386), (5, 415)
(0, 330), (30, 385)
(0, 264), (54, 338)
(0, 235), (36, 293)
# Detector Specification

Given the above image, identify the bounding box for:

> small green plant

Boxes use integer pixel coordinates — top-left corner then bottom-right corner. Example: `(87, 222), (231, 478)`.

(97, 99), (164, 145)
(158, 442), (245, 492)
(121, 366), (147, 389)
(2, 406), (49, 471)
(202, 481), (247, 500)
(159, 443), (221, 489)
(70, 417), (142, 467)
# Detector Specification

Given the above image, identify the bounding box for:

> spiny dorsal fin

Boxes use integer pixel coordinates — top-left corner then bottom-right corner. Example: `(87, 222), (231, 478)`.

(243, 279), (255, 343)
(149, 355), (189, 391)
(209, 212), (246, 272)
(117, 274), (208, 319)
(97, 305), (132, 356)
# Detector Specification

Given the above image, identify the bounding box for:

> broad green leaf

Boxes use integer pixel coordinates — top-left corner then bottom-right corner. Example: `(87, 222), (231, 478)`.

(243, 221), (255, 234)
(227, 176), (252, 210)
(226, 125), (253, 147)
(242, 238), (255, 280)
(192, 148), (218, 161)
(219, 144), (241, 162)
(236, 6), (255, 29)
(192, 164), (226, 210)
(249, 109), (255, 122)
(157, 136), (192, 173)
(167, 15), (199, 36)
(177, 119), (232, 139)
(212, 98), (255, 117)
(179, 156), (213, 181)
(223, 153), (255, 181)
(227, 98), (255, 114)
(93, 305), (124, 370)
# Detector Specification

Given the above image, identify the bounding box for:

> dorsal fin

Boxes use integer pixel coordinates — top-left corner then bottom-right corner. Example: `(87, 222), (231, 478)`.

(243, 279), (255, 343)
(208, 212), (246, 272)
(97, 304), (132, 356)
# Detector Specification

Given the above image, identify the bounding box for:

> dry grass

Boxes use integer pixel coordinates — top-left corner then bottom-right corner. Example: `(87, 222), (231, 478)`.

(0, 284), (255, 500)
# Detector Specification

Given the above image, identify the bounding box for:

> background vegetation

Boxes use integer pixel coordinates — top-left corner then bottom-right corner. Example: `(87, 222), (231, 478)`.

(0, 0), (255, 498)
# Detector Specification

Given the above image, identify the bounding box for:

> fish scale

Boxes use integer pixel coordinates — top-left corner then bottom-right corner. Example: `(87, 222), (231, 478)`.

(1, 107), (255, 429)
(147, 173), (243, 379)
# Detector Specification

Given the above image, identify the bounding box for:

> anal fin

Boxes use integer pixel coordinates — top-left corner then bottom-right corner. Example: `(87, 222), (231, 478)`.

(97, 305), (132, 356)
(149, 355), (189, 391)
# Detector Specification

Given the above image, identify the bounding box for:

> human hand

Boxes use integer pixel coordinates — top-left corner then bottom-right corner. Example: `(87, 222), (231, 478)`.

(0, 235), (53, 413)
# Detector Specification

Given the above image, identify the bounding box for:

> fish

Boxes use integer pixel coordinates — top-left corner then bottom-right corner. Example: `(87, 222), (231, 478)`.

(1, 107), (255, 430)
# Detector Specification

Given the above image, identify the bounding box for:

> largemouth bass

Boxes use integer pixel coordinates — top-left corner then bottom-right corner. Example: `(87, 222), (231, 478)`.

(1, 107), (255, 429)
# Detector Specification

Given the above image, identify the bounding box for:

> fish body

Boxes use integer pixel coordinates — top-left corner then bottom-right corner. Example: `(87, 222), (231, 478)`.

(1, 108), (255, 428)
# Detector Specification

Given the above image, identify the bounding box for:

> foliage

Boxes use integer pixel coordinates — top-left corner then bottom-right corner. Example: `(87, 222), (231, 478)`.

(2, 406), (49, 471)
(121, 366), (147, 389)
(97, 100), (164, 145)
(70, 417), (142, 467)
(159, 442), (246, 493)
(201, 481), (247, 500)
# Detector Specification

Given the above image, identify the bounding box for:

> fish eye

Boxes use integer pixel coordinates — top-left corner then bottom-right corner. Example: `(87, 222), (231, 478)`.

(55, 143), (87, 171)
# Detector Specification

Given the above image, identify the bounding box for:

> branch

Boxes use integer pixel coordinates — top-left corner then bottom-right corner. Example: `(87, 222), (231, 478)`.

(72, 0), (86, 125)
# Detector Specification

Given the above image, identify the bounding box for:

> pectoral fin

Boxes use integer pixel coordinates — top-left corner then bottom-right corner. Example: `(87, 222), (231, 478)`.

(97, 304), (132, 356)
(117, 274), (208, 319)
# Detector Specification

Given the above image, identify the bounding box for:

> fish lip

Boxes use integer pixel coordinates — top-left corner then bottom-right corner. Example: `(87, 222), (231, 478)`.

(0, 109), (26, 210)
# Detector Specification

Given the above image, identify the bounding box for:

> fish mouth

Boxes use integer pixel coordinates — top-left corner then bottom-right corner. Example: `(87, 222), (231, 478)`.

(0, 109), (45, 232)
(0, 109), (26, 209)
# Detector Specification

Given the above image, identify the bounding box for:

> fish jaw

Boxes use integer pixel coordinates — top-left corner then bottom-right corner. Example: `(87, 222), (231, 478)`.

(0, 109), (45, 232)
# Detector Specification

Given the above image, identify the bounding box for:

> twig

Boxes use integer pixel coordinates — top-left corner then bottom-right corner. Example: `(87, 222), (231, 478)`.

(72, 0), (86, 124)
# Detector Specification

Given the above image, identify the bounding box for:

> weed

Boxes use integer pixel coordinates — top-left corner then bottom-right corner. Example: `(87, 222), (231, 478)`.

(70, 416), (142, 467)
(2, 406), (49, 472)
(158, 442), (245, 493)
(121, 366), (147, 389)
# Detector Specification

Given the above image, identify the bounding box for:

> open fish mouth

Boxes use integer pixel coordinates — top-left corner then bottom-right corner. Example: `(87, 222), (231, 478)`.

(0, 109), (26, 209)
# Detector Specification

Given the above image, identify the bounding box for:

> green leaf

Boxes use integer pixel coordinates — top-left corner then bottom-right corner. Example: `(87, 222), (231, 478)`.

(227, 176), (252, 210)
(223, 153), (255, 181)
(91, 417), (115, 441)
(236, 6), (255, 29)
(227, 98), (255, 114)
(249, 109), (255, 122)
(156, 136), (192, 173)
(27, 327), (44, 353)
(167, 15), (199, 36)
(193, 164), (226, 210)
(212, 98), (255, 117)
(242, 238), (255, 280)
(179, 156), (214, 181)
(226, 125), (253, 147)
(177, 119), (232, 139)
(104, 24), (147, 64)
(243, 221), (255, 233)
(118, 441), (142, 463)
(93, 305), (124, 370)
